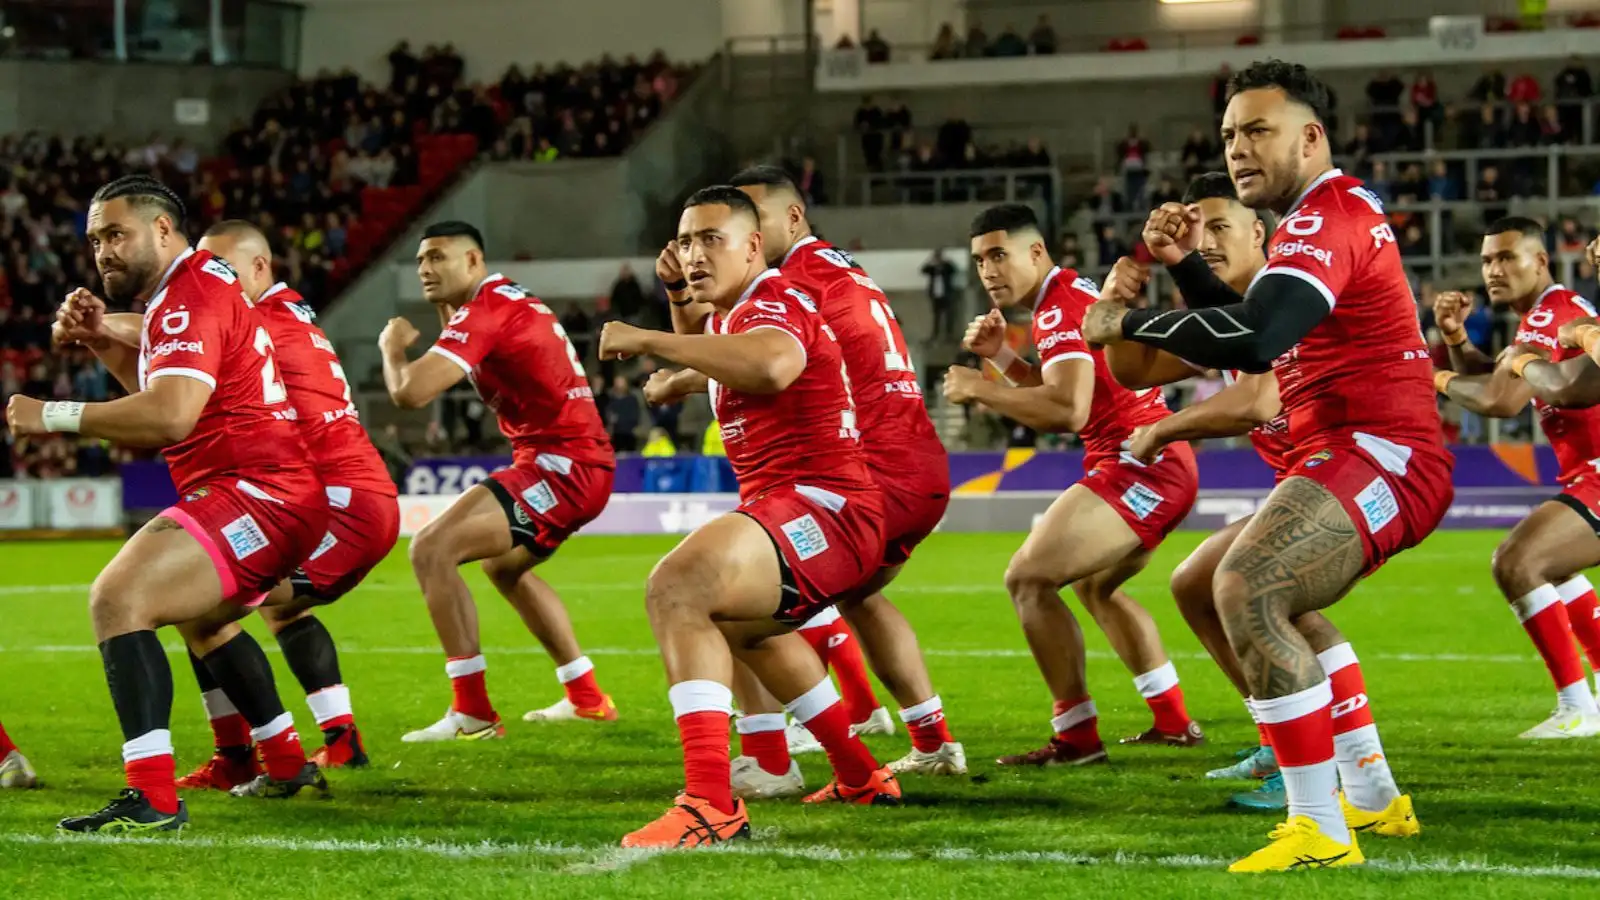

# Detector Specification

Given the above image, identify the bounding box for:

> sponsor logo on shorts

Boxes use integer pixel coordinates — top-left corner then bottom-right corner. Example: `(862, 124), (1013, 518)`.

(1355, 476), (1400, 534)
(1304, 449), (1334, 468)
(1120, 482), (1164, 521)
(827, 633), (849, 649)
(221, 514), (269, 561)
(521, 480), (558, 515)
(780, 513), (829, 562)
(511, 502), (531, 525)
(308, 531), (337, 562)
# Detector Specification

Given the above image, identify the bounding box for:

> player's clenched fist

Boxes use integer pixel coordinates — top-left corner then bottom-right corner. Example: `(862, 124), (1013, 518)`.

(655, 241), (686, 287)
(53, 288), (109, 350)
(5, 395), (45, 436)
(962, 309), (1006, 358)
(1142, 202), (1202, 267)
(378, 317), (420, 352)
(1432, 291), (1470, 339)
(599, 321), (650, 360)
(1099, 257), (1150, 305)
(942, 365), (984, 404)
(1124, 424), (1168, 466)
(643, 369), (684, 405)
(1559, 315), (1600, 350)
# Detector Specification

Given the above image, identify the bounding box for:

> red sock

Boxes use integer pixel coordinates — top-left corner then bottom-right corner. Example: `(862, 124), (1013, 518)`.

(902, 698), (955, 753)
(1257, 722), (1273, 748)
(563, 670), (606, 709)
(209, 712), (253, 750)
(1325, 654), (1376, 737)
(1515, 586), (1588, 690)
(0, 720), (15, 756)
(739, 726), (791, 776)
(1051, 697), (1102, 753)
(678, 710), (734, 814)
(801, 701), (879, 787)
(256, 719), (308, 781)
(447, 656), (497, 722)
(1560, 582), (1600, 670)
(320, 713), (355, 732)
(801, 617), (880, 723)
(126, 755), (178, 814)
(1145, 684), (1193, 735)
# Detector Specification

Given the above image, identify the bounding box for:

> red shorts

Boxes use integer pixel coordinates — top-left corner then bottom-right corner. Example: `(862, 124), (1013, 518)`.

(1281, 435), (1453, 575)
(292, 487), (400, 602)
(1081, 441), (1200, 550)
(481, 456), (614, 557)
(161, 473), (330, 607)
(1555, 477), (1600, 533)
(872, 459), (950, 568)
(737, 484), (886, 626)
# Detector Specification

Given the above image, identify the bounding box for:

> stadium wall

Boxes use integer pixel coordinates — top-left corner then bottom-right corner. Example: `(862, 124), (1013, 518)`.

(0, 61), (292, 144)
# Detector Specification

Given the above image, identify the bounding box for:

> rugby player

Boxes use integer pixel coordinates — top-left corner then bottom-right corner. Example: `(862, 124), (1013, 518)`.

(8, 175), (331, 830)
(379, 222), (617, 741)
(943, 203), (1205, 768)
(1432, 217), (1600, 737)
(1102, 174), (1417, 835)
(644, 165), (962, 797)
(601, 186), (897, 848)
(58, 221), (397, 787)
(1081, 60), (1453, 871)
(0, 720), (36, 788)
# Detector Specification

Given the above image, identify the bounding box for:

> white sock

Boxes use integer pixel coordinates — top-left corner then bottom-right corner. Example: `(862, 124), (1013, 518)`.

(1253, 682), (1349, 844)
(121, 729), (173, 763)
(898, 695), (944, 724)
(1557, 680), (1599, 713)
(251, 712), (296, 744)
(555, 655), (594, 684)
(1332, 723), (1399, 812)
(305, 685), (352, 727)
(1132, 661), (1179, 698)
(735, 713), (786, 735)
(200, 688), (238, 721)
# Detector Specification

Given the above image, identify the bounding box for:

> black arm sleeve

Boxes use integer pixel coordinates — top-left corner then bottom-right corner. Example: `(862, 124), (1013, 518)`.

(1119, 272), (1331, 373)
(1167, 251), (1243, 309)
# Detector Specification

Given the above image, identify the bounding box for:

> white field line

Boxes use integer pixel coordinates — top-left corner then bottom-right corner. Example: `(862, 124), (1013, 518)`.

(0, 832), (1596, 880)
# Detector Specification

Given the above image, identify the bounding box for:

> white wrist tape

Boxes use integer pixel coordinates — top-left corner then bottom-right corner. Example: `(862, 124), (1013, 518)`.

(41, 401), (85, 433)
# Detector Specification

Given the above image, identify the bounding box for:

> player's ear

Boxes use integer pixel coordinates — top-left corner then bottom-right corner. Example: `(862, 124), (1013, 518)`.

(1252, 217), (1265, 251)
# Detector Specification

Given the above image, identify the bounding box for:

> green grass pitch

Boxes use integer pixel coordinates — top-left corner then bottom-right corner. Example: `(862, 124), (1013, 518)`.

(2, 531), (1598, 898)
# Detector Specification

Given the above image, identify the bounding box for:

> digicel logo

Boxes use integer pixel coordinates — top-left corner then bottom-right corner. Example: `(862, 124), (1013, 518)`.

(151, 339), (203, 356)
(1274, 241), (1335, 266)
(1037, 330), (1082, 351)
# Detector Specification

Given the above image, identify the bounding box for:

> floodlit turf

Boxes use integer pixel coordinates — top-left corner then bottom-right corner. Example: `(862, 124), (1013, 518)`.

(2, 531), (1598, 897)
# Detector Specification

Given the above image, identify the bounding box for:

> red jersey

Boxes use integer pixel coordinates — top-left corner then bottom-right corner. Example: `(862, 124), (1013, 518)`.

(1259, 169), (1443, 457)
(1223, 369), (1292, 475)
(1031, 267), (1173, 469)
(255, 283), (395, 497)
(427, 274), (613, 470)
(1513, 284), (1600, 484)
(707, 269), (876, 501)
(136, 248), (312, 493)
(778, 237), (944, 466)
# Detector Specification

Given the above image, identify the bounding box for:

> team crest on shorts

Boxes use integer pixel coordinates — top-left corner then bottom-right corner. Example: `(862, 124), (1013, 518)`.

(1304, 450), (1334, 468)
(184, 488), (210, 502)
(1120, 482), (1165, 521)
(780, 513), (829, 561)
(221, 514), (270, 561)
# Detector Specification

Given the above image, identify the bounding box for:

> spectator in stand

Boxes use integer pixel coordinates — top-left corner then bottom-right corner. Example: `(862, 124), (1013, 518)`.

(1086, 175), (1125, 220)
(1030, 15), (1058, 54)
(1576, 259), (1599, 306)
(930, 23), (959, 60)
(1179, 127), (1215, 178)
(1508, 71), (1542, 105)
(1470, 67), (1508, 103)
(863, 30), (891, 63)
(605, 375), (644, 452)
(1507, 102), (1542, 147)
(922, 248), (957, 339)
(1345, 122), (1381, 172)
(1477, 165), (1508, 223)
(1554, 55), (1593, 140)
(1367, 160), (1393, 204)
(1398, 222), (1428, 259)
(883, 101), (912, 151)
(609, 263), (647, 324)
(1557, 217), (1595, 255)
(936, 116), (973, 166)
(561, 302), (594, 362)
(1471, 103), (1507, 149)
(1540, 105), (1566, 144)
(855, 95), (886, 171)
(1427, 159), (1460, 201)
(990, 24), (1028, 57)
(797, 156), (827, 206)
(1365, 70), (1405, 141)
(963, 24), (989, 58)
(1115, 124), (1151, 204)
(1057, 232), (1083, 269)
(1394, 108), (1425, 152)
(1095, 222), (1128, 268)
(1411, 71), (1442, 130)
(1395, 163), (1426, 203)
(1147, 175), (1181, 208)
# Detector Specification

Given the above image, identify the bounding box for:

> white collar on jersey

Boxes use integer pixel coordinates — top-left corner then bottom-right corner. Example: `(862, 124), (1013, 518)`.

(144, 247), (196, 316)
(469, 273), (504, 298)
(729, 268), (781, 313)
(1533, 283), (1568, 308)
(258, 281), (290, 303)
(1286, 167), (1345, 216)
(1033, 266), (1062, 308)
(781, 234), (819, 267)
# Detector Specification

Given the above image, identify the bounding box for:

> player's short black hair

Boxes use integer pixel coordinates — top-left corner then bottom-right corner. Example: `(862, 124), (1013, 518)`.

(422, 220), (485, 250)
(683, 185), (761, 227)
(202, 219), (269, 244)
(1485, 216), (1547, 245)
(969, 203), (1041, 239)
(1226, 59), (1333, 126)
(728, 164), (800, 195)
(91, 174), (185, 227)
(1182, 172), (1240, 205)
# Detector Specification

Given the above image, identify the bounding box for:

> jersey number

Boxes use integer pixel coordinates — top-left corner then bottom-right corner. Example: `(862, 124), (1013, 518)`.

(254, 327), (288, 404)
(868, 299), (915, 373)
(551, 321), (586, 377)
(329, 361), (354, 408)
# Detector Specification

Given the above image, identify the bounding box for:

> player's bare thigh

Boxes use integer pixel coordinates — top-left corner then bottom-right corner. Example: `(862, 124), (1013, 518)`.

(90, 515), (233, 638)
(1008, 484), (1144, 589)
(410, 484), (517, 568)
(1492, 498), (1600, 596)
(1216, 475), (1366, 619)
(647, 512), (791, 646)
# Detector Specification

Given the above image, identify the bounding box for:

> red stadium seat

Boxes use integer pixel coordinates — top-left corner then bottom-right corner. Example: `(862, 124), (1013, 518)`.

(1236, 34), (1261, 46)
